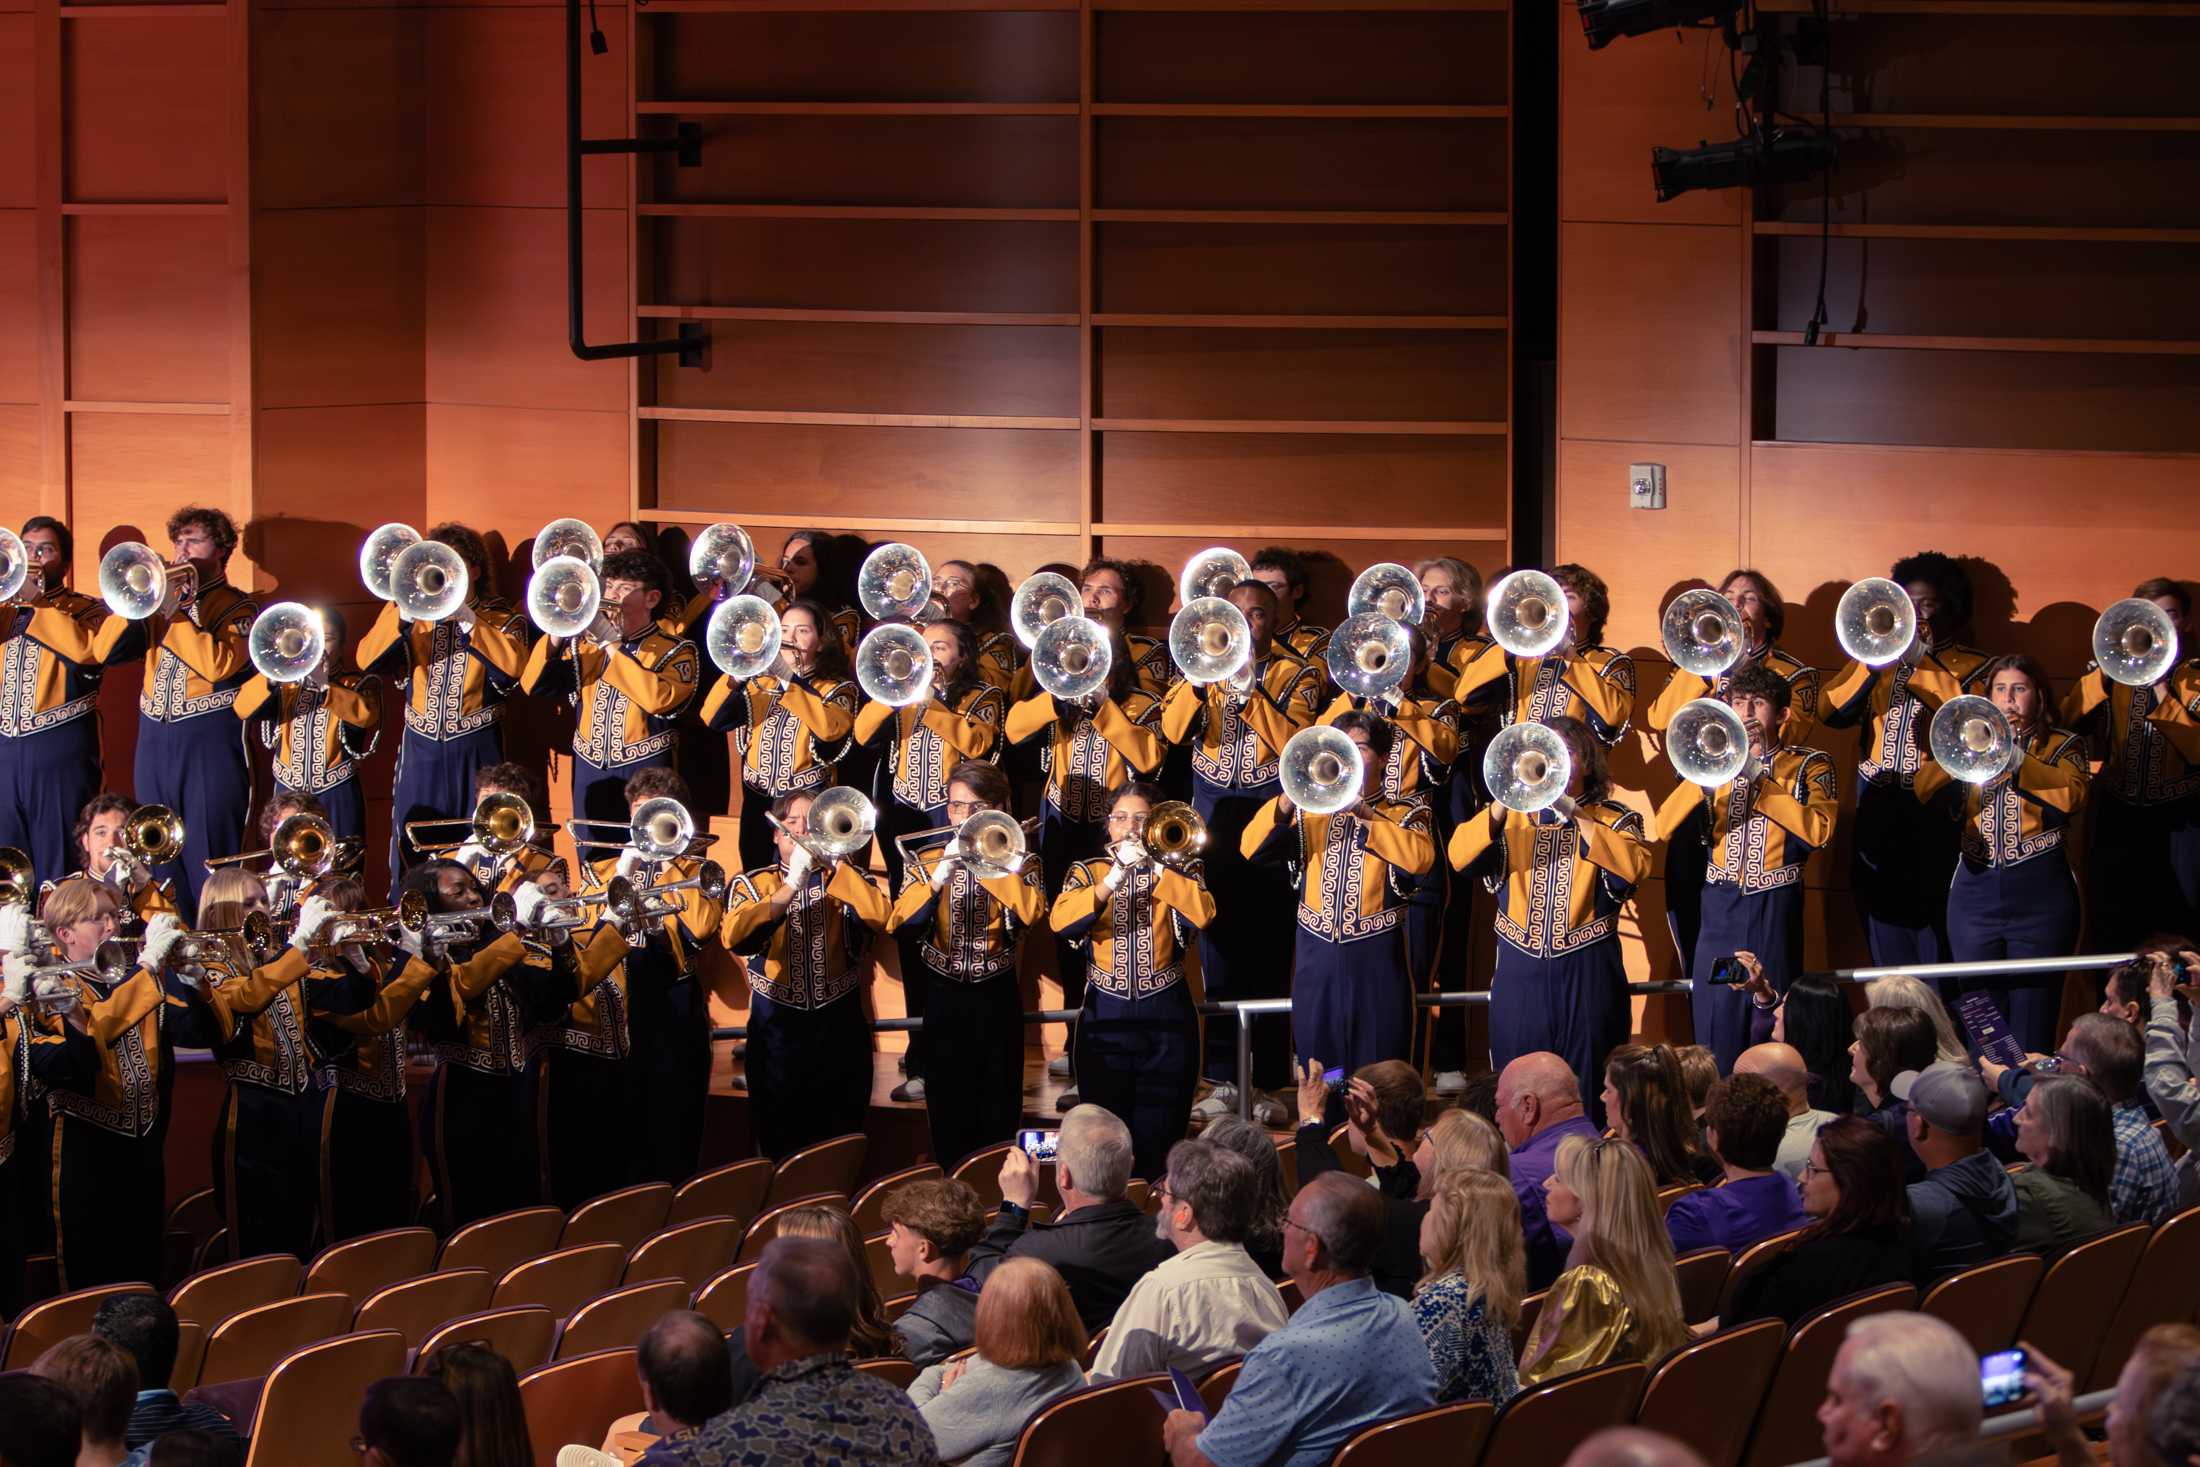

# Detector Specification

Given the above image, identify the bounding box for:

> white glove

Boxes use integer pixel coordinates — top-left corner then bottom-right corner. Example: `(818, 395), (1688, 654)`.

(511, 884), (552, 927)
(784, 845), (814, 887)
(1550, 795), (1580, 821)
(929, 854), (959, 892)
(398, 925), (425, 960)
(32, 975), (78, 1011)
(0, 903), (30, 956)
(1001, 853), (1026, 876)
(452, 607), (479, 636)
(141, 913), (185, 973)
(615, 847), (649, 883)
(289, 895), (336, 951)
(452, 841), (493, 878)
(3, 950), (31, 1003)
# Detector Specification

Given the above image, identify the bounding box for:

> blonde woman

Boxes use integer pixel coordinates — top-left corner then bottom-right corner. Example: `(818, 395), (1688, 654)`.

(1410, 1107), (1511, 1196)
(910, 1257), (1089, 1467)
(1866, 973), (1969, 1067)
(1414, 1170), (1525, 1404)
(1519, 1135), (1687, 1385)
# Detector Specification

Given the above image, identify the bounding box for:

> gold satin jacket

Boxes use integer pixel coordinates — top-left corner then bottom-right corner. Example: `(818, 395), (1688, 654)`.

(703, 673), (859, 798)
(854, 684), (1005, 814)
(521, 622), (700, 769)
(1916, 726), (2089, 868)
(887, 845), (1047, 982)
(2062, 661), (2200, 805)
(235, 675), (382, 793)
(1160, 650), (1323, 790)
(1646, 644), (1822, 747)
(1454, 642), (1638, 747)
(1449, 802), (1650, 959)
(1823, 643), (1992, 790)
(1006, 690), (1165, 823)
(358, 598), (532, 742)
(1049, 858), (1214, 1000)
(1244, 798), (1437, 944)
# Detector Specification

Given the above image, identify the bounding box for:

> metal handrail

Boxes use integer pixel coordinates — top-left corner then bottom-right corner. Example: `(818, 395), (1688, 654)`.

(1781, 1387), (2114, 1467)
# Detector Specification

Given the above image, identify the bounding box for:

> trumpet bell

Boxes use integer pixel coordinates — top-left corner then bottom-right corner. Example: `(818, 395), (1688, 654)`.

(805, 787), (878, 861)
(99, 542), (182, 621)
(533, 518), (604, 574)
(858, 542), (933, 621)
(706, 595), (782, 680)
(127, 805), (185, 867)
(528, 555), (603, 638)
(856, 623), (935, 707)
(1280, 725), (1365, 817)
(631, 797), (696, 861)
(2094, 598), (2181, 688)
(474, 792), (539, 853)
(1140, 801), (1208, 868)
(1931, 695), (2016, 784)
(1487, 570), (1570, 660)
(955, 810), (1027, 879)
(1033, 615), (1112, 702)
(1347, 563), (1426, 626)
(1168, 597), (1252, 686)
(271, 812), (337, 878)
(359, 524), (422, 602)
(0, 528), (27, 603)
(688, 522), (756, 597)
(0, 847), (33, 907)
(1011, 572), (1082, 650)
(1178, 547), (1250, 606)
(249, 602), (326, 684)
(1835, 577), (1917, 668)
(1661, 589), (1745, 678)
(1484, 721), (1573, 814)
(1669, 697), (1751, 788)
(1325, 611), (1411, 700)
(390, 541), (470, 623)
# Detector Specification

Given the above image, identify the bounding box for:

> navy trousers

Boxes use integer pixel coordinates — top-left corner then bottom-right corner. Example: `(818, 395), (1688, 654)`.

(1489, 940), (1630, 1129)
(1192, 778), (1294, 1090)
(748, 993), (873, 1162)
(573, 749), (671, 828)
(0, 723), (99, 883)
(921, 970), (1024, 1171)
(1076, 982), (1199, 1181)
(1292, 927), (1415, 1081)
(213, 1082), (324, 1261)
(1692, 881), (1806, 1075)
(136, 714), (251, 916)
(1948, 854), (2080, 1055)
(1850, 779), (1955, 972)
(388, 725), (503, 900)
(279, 778), (365, 844)
(321, 1089), (415, 1241)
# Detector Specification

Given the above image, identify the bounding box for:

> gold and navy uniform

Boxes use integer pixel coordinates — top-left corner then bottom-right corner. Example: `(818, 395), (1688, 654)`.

(4, 587), (131, 882)
(1916, 726), (2089, 872)
(721, 861), (890, 1158)
(1646, 644), (1821, 746)
(1276, 619), (1331, 664)
(527, 922), (638, 1209)
(975, 631), (1022, 695)
(855, 683), (1006, 823)
(1126, 632), (1171, 699)
(1429, 629), (1495, 704)
(1453, 641), (1637, 747)
(1824, 644), (1991, 792)
(522, 619), (700, 822)
(236, 672), (382, 840)
(2066, 660), (2200, 806)
(412, 931), (545, 1229)
(1160, 649), (1324, 798)
(1006, 690), (1165, 827)
(1317, 692), (1461, 806)
(888, 845), (1047, 982)
(1050, 858), (1215, 1002)
(309, 953), (439, 1239)
(2064, 660), (2200, 952)
(702, 669), (858, 870)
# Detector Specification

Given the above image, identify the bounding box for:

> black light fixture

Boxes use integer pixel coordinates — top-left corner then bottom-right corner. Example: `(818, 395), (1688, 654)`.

(1651, 128), (1836, 202)
(1577, 0), (1741, 50)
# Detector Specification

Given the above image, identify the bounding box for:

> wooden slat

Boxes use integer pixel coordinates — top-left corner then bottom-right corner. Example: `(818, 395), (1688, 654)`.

(60, 201), (228, 215)
(1097, 0), (1505, 9)
(1752, 330), (2200, 355)
(1091, 417), (1506, 435)
(1757, 0), (2200, 12)
(1090, 103), (1507, 118)
(640, 406), (1081, 429)
(1827, 113), (2200, 132)
(634, 101), (1079, 116)
(1093, 208), (1505, 225)
(643, 509), (1084, 534)
(59, 3), (226, 15)
(1752, 221), (2200, 244)
(636, 204), (1079, 221)
(1092, 312), (1506, 329)
(1092, 521), (1506, 538)
(635, 305), (1079, 326)
(63, 400), (231, 414)
(636, 0), (1077, 11)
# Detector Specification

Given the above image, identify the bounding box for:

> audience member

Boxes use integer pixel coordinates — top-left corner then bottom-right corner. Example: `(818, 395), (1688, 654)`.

(1852, 1009), (1940, 1177)
(1564, 1427), (1713, 1467)
(975, 1105), (1174, 1330)
(2148, 1349), (2200, 1467)
(1899, 1064), (2017, 1282)
(1818, 1314), (1985, 1467)
(1745, 967), (1858, 1117)
(1198, 1116), (1292, 1280)
(881, 1178), (987, 1368)
(1162, 1174), (1435, 1467)
(0, 1376), (82, 1467)
(1667, 1073), (1810, 1255)
(1292, 1062), (1433, 1298)
(1735, 1042), (1838, 1181)
(1413, 1170), (1523, 1405)
(1090, 1140), (1288, 1381)
(30, 1335), (135, 1467)
(1727, 1117), (1913, 1328)
(1404, 1108), (1511, 1195)
(1458, 1072), (1502, 1129)
(2059, 1014), (2176, 1225)
(142, 1432), (240, 1467)
(1495, 1053), (1604, 1291)
(421, 1343), (531, 1467)
(1867, 976), (1970, 1068)
(686, 1238), (937, 1467)
(1675, 1045), (1718, 1127)
(356, 1378), (463, 1467)
(1603, 1045), (1722, 1187)
(1520, 1136), (1687, 1386)
(776, 1205), (899, 1358)
(2100, 958), (2152, 1029)
(633, 1313), (732, 1465)
(90, 1297), (240, 1452)
(2142, 950), (2200, 1208)
(2010, 1075), (2116, 1256)
(2031, 1325), (2200, 1467)
(910, 1259), (1087, 1467)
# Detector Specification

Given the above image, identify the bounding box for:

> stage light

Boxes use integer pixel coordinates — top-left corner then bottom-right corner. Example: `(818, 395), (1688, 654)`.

(1578, 0), (1741, 50)
(1651, 129), (1836, 202)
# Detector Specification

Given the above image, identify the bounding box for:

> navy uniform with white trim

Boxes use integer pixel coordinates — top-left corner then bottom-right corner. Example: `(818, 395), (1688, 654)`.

(4, 584), (134, 882)
(520, 619), (700, 823)
(233, 671), (382, 842)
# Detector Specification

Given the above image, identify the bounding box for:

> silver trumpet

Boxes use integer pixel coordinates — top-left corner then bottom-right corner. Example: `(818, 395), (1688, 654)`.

(1668, 698), (1752, 788)
(1032, 616), (1112, 702)
(1347, 563), (1425, 625)
(100, 542), (196, 621)
(2094, 598), (2180, 688)
(1930, 695), (2017, 784)
(529, 556), (603, 639)
(1326, 612), (1410, 700)
(1011, 572), (1081, 650)
(1280, 725), (1364, 817)
(1484, 722), (1573, 814)
(1660, 589), (1745, 678)
(858, 542), (932, 622)
(706, 595), (782, 680)
(689, 523), (757, 598)
(769, 786), (879, 866)
(1178, 547), (1249, 606)
(390, 541), (470, 623)
(1486, 570), (1569, 659)
(0, 528), (29, 604)
(1835, 578), (1916, 668)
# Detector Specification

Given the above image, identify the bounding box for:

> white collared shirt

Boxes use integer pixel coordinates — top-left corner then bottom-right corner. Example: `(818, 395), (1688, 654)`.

(1088, 1239), (1289, 1381)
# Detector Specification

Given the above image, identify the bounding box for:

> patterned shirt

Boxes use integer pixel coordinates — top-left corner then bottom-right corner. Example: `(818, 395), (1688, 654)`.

(1411, 1274), (1520, 1406)
(2112, 1099), (2180, 1226)
(682, 1353), (938, 1467)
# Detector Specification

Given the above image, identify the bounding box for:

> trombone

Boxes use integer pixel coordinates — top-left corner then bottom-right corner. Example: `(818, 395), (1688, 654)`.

(893, 810), (1037, 879)
(206, 812), (344, 880)
(0, 847), (34, 907)
(768, 787), (878, 867)
(405, 792), (556, 858)
(1136, 802), (1208, 871)
(104, 805), (185, 890)
(571, 797), (700, 863)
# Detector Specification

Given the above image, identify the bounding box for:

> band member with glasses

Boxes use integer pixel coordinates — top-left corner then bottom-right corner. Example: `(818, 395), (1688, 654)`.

(1248, 547), (1331, 662)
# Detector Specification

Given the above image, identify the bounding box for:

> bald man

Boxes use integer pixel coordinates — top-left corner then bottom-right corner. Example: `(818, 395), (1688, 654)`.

(1735, 1042), (1837, 1182)
(1563, 1428), (1712, 1467)
(1493, 1052), (1602, 1289)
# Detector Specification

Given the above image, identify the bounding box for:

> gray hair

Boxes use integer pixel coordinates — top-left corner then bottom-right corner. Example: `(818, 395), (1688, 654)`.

(1199, 1117), (1289, 1255)
(754, 1237), (858, 1351)
(1838, 1313), (1982, 1451)
(1059, 1104), (1134, 1201)
(1293, 1172), (1384, 1275)
(1164, 1140), (1256, 1244)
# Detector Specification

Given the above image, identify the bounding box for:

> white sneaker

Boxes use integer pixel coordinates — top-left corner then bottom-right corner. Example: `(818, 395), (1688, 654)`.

(1192, 1084), (1239, 1120)
(1251, 1096), (1290, 1128)
(1048, 1054), (1072, 1078)
(1434, 1070), (1468, 1096)
(891, 1077), (926, 1102)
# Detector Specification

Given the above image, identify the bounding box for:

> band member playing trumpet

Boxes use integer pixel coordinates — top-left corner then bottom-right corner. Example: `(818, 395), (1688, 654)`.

(235, 607), (381, 843)
(1453, 564), (1637, 748)
(703, 598), (859, 872)
(1049, 782), (1215, 1179)
(521, 550), (701, 824)
(1080, 558), (1171, 698)
(1249, 547), (1331, 662)
(1646, 571), (1820, 743)
(1823, 551), (1991, 967)
(520, 861), (639, 1211)
(1449, 716), (1650, 1125)
(1246, 715), (1437, 1086)
(359, 523), (531, 899)
(1652, 668), (1837, 1072)
(721, 790), (891, 1161)
(888, 761), (1047, 1169)
(1916, 656), (2088, 1053)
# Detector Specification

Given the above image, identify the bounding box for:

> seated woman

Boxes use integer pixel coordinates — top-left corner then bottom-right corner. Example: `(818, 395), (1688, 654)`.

(1865, 974), (1970, 1068)
(1519, 1135), (1687, 1386)
(1738, 960), (1856, 1115)
(1200, 1116), (1293, 1280)
(1602, 1044), (1721, 1187)
(910, 1257), (1088, 1467)
(1414, 1170), (1525, 1405)
(720, 1203), (902, 1409)
(2011, 1075), (2116, 1257)
(1849, 1007), (1940, 1180)
(422, 1342), (534, 1467)
(1726, 1116), (1913, 1328)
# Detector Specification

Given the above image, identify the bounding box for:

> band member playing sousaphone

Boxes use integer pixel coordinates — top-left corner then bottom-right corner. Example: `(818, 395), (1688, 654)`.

(235, 605), (382, 844)
(1452, 565), (1637, 750)
(702, 597), (859, 873)
(1248, 547), (1331, 662)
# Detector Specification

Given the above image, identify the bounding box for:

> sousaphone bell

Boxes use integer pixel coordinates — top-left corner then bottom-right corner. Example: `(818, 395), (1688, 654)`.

(706, 595), (782, 680)
(389, 541), (470, 623)
(858, 543), (932, 621)
(528, 555), (602, 639)
(1487, 570), (1570, 659)
(1169, 597), (1251, 686)
(689, 523), (756, 598)
(248, 602), (326, 684)
(100, 542), (194, 621)
(1179, 547), (1250, 606)
(1835, 577), (1916, 668)
(1930, 695), (2016, 784)
(2093, 598), (2180, 688)
(1668, 697), (1752, 788)
(1661, 589), (1745, 677)
(856, 623), (934, 707)
(1032, 615), (1112, 702)
(1348, 563), (1426, 625)
(1484, 721), (1573, 814)
(1281, 725), (1364, 816)
(1326, 612), (1410, 700)
(1011, 572), (1081, 650)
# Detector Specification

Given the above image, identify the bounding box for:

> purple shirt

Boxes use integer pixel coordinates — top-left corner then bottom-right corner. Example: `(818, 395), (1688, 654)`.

(1510, 1115), (1603, 1289)
(1665, 1172), (1809, 1256)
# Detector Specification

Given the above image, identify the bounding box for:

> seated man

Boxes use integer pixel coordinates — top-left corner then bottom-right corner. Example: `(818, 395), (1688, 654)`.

(357, 1376), (463, 1467)
(1494, 1053), (1604, 1290)
(635, 1311), (734, 1465)
(91, 1295), (241, 1450)
(976, 1105), (1173, 1331)
(1984, 1010), (2175, 1227)
(1090, 1140), (1289, 1381)
(1163, 1174), (1435, 1467)
(1667, 1073), (1810, 1255)
(1733, 1043), (1837, 1182)
(1818, 1313), (1982, 1467)
(881, 1178), (987, 1367)
(1898, 1064), (2017, 1283)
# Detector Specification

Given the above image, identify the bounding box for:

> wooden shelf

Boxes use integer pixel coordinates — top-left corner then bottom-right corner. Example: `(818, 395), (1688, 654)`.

(1751, 440), (2200, 463)
(1092, 312), (1506, 329)
(1753, 330), (2200, 355)
(1826, 113), (2200, 132)
(637, 0), (1076, 11)
(637, 305), (1080, 326)
(62, 399), (229, 414)
(1092, 417), (1507, 435)
(1090, 104), (1507, 119)
(61, 201), (227, 216)
(641, 406), (1081, 430)
(1093, 521), (1507, 538)
(638, 204), (1077, 222)
(642, 510), (1085, 534)
(1758, 0), (2200, 13)
(60, 4), (226, 15)
(1095, 0), (1506, 9)
(1752, 222), (2200, 244)
(635, 101), (1080, 117)
(1093, 209), (1504, 225)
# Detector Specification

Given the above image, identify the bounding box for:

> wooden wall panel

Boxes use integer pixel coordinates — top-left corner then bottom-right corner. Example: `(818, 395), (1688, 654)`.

(1096, 12), (1506, 104)
(653, 422), (1082, 520)
(425, 205), (625, 413)
(423, 6), (625, 210)
(0, 15), (31, 208)
(253, 9), (425, 209)
(1096, 329), (1505, 423)
(1558, 221), (1739, 446)
(70, 414), (230, 536)
(424, 404), (628, 552)
(254, 406), (426, 578)
(646, 13), (1077, 102)
(744, 527), (1088, 595)
(1553, 439), (1742, 655)
(255, 208), (424, 409)
(68, 217), (229, 403)
(652, 323), (1081, 419)
(648, 118), (1077, 211)
(1096, 223), (1506, 317)
(650, 219), (1079, 315)
(1558, 20), (1741, 228)
(1096, 432), (1508, 530)
(0, 406), (34, 505)
(1096, 118), (1506, 212)
(64, 17), (228, 203)
(1766, 130), (2200, 230)
(0, 211), (34, 404)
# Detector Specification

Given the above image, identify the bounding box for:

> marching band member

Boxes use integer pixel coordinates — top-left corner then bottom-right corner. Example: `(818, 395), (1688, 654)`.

(234, 607), (381, 844)
(451, 762), (562, 894)
(1049, 781), (1214, 1178)
(1248, 546), (1331, 661)
(887, 760), (1047, 1169)
(1915, 655), (2089, 1053)
(1449, 716), (1650, 1124)
(702, 598), (859, 873)
(936, 560), (1021, 693)
(1652, 666), (1837, 1072)
(720, 790), (891, 1160)
(0, 919), (27, 1315)
(1245, 713), (1437, 1084)
(359, 523), (531, 898)
(1646, 570), (1819, 742)
(1079, 558), (1172, 698)
(523, 862), (639, 1211)
(2, 517), (126, 883)
(1822, 551), (1991, 968)
(856, 618), (1006, 889)
(775, 529), (864, 654)
(2063, 576), (2200, 948)
(1416, 556), (1488, 699)
(521, 550), (701, 824)
(1160, 579), (1322, 1121)
(76, 794), (179, 925)
(1452, 564), (1637, 748)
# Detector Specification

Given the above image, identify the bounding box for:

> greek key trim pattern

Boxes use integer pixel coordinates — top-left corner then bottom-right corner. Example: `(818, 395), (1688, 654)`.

(0, 634), (97, 736)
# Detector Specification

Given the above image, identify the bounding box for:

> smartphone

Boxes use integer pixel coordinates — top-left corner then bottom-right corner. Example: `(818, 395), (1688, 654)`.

(1709, 956), (1748, 986)
(1017, 1128), (1060, 1164)
(1981, 1348), (2028, 1408)
(1322, 1066), (1347, 1091)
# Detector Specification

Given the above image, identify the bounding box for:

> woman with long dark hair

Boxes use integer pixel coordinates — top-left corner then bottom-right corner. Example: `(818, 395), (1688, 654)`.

(423, 1343), (534, 1467)
(2011, 1074), (2116, 1257)
(1727, 1116), (1912, 1327)
(702, 597), (859, 871)
(1601, 1044), (1721, 1187)
(1738, 962), (1856, 1114)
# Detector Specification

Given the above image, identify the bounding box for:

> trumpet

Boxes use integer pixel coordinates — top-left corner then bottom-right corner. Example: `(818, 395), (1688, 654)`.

(317, 906), (413, 950)
(1347, 563), (1425, 625)
(629, 860), (729, 918)
(529, 556), (602, 639)
(405, 791), (554, 858)
(1011, 572), (1081, 650)
(0, 528), (29, 605)
(1178, 547), (1249, 606)
(106, 804), (185, 889)
(1486, 570), (1570, 659)
(770, 786), (878, 866)
(2094, 598), (2180, 688)
(856, 624), (934, 708)
(1032, 615), (1112, 702)
(1930, 695), (2017, 785)
(706, 595), (782, 681)
(1281, 725), (1365, 816)
(689, 523), (757, 598)
(171, 912), (279, 968)
(1660, 590), (1745, 678)
(1483, 721), (1573, 814)
(99, 542), (196, 621)
(248, 602), (327, 684)
(12, 940), (138, 991)
(1325, 612), (1410, 700)
(359, 524), (423, 602)
(1168, 597), (1252, 686)
(0, 847), (35, 907)
(394, 888), (490, 947)
(1139, 801), (1208, 870)
(1668, 698), (1752, 788)
(390, 541), (469, 623)
(1835, 578), (1916, 668)
(858, 543), (932, 622)
(488, 883), (639, 939)
(533, 518), (603, 575)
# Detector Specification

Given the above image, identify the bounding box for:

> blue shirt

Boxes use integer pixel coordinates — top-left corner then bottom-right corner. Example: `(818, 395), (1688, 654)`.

(1195, 1276), (1436, 1467)
(2111, 1100), (2179, 1226)
(1666, 1172), (1809, 1256)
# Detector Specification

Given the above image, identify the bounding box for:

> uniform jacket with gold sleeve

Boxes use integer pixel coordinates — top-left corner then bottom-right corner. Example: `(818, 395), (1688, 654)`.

(1647, 644), (1821, 747)
(702, 672), (858, 798)
(1822, 642), (1991, 790)
(854, 683), (1005, 814)
(1915, 726), (2089, 869)
(38, 583), (257, 725)
(197, 946), (352, 1095)
(2063, 659), (2200, 805)
(1318, 692), (1462, 806)
(1448, 802), (1650, 958)
(358, 598), (531, 742)
(529, 924), (637, 1060)
(888, 845), (1047, 982)
(1453, 642), (1637, 747)
(7, 587), (135, 738)
(1160, 649), (1324, 791)
(312, 955), (442, 1103)
(721, 861), (889, 1010)
(521, 621), (700, 769)
(976, 631), (1021, 695)
(1655, 745), (1839, 894)
(1006, 689), (1165, 823)
(586, 853), (727, 979)
(1049, 857), (1213, 1001)
(418, 932), (536, 1075)
(1276, 620), (1331, 664)
(235, 673), (382, 793)
(29, 966), (223, 1137)
(1243, 798), (1437, 944)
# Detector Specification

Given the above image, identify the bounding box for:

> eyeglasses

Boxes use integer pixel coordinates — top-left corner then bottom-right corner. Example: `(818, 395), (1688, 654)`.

(1799, 1158), (1823, 1180)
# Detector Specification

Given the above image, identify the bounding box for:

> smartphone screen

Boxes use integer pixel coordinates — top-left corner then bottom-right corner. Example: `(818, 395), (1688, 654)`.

(1322, 1066), (1346, 1088)
(1018, 1128), (1060, 1164)
(1981, 1348), (2028, 1407)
